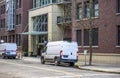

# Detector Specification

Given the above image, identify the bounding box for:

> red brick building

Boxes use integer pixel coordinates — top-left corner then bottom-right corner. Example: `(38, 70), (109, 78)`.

(68, 0), (120, 54)
(0, 0), (32, 52)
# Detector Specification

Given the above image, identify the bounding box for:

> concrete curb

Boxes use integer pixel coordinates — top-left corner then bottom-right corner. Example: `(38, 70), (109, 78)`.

(75, 65), (120, 74)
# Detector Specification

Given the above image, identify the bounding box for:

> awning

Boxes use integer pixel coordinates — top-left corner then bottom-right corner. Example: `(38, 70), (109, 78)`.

(20, 31), (48, 35)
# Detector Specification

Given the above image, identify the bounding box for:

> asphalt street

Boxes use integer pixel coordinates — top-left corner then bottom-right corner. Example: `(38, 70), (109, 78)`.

(0, 58), (119, 78)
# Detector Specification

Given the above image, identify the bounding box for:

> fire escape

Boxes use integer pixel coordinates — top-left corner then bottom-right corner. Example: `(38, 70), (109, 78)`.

(56, 0), (72, 40)
(56, 0), (72, 26)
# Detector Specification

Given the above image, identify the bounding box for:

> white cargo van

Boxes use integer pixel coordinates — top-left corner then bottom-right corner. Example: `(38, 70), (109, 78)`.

(0, 43), (17, 59)
(41, 41), (78, 66)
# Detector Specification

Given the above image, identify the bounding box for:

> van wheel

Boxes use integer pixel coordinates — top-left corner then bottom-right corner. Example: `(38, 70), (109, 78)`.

(13, 57), (16, 59)
(41, 57), (45, 64)
(54, 58), (60, 66)
(69, 62), (75, 66)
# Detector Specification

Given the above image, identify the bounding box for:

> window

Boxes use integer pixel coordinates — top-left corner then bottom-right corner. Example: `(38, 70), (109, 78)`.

(39, 35), (48, 43)
(16, 14), (21, 25)
(77, 3), (82, 19)
(92, 28), (98, 45)
(85, 1), (90, 18)
(33, 0), (57, 8)
(0, 5), (5, 14)
(76, 30), (82, 46)
(93, 0), (99, 17)
(0, 19), (5, 28)
(16, 0), (21, 9)
(52, 0), (57, 3)
(8, 35), (15, 43)
(117, 26), (120, 46)
(16, 34), (21, 46)
(84, 28), (98, 46)
(33, 14), (48, 31)
(84, 0), (99, 18)
(84, 29), (89, 46)
(117, 0), (120, 13)
(33, 0), (36, 8)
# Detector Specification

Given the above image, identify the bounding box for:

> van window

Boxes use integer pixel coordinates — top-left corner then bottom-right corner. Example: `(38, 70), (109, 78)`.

(42, 47), (47, 53)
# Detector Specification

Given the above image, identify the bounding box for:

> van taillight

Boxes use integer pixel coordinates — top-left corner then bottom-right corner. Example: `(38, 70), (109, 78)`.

(60, 50), (63, 59)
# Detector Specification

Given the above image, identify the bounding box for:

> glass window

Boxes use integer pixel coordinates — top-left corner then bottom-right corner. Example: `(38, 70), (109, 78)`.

(33, 14), (48, 31)
(52, 0), (57, 3)
(33, 0), (36, 8)
(33, 0), (57, 8)
(84, 29), (89, 46)
(84, 0), (99, 18)
(76, 30), (82, 46)
(39, 35), (48, 43)
(16, 0), (21, 9)
(84, 28), (98, 46)
(16, 34), (21, 46)
(117, 26), (120, 46)
(77, 3), (82, 19)
(117, 0), (120, 13)
(94, 0), (99, 17)
(0, 5), (5, 14)
(0, 19), (5, 28)
(16, 14), (21, 25)
(92, 28), (98, 45)
(85, 1), (90, 18)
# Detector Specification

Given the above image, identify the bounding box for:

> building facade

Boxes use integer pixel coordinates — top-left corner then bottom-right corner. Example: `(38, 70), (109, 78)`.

(26, 0), (120, 64)
(70, 0), (120, 64)
(71, 0), (120, 54)
(0, 0), (32, 52)
(27, 0), (71, 56)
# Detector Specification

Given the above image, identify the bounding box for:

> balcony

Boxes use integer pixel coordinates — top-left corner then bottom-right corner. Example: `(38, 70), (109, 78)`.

(56, 0), (71, 4)
(57, 16), (71, 25)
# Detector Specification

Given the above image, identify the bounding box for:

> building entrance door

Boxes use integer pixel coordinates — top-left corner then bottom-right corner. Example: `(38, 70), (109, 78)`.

(37, 44), (44, 56)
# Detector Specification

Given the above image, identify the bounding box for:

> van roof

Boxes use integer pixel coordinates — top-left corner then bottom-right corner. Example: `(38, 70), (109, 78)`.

(47, 41), (78, 46)
(1, 43), (16, 45)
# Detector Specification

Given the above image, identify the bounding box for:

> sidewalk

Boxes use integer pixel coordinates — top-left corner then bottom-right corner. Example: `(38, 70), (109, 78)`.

(75, 62), (120, 74)
(21, 57), (120, 74)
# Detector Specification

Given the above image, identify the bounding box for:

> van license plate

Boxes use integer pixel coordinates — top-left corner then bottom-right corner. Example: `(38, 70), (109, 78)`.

(63, 55), (68, 58)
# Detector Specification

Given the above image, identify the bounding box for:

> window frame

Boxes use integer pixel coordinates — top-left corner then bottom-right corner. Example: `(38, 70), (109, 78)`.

(117, 0), (120, 13)
(76, 30), (82, 46)
(117, 25), (120, 46)
(77, 3), (82, 20)
(84, 28), (98, 46)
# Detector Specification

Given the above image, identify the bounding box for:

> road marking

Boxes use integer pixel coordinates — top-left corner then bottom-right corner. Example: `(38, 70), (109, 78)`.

(0, 60), (82, 77)
(41, 75), (81, 78)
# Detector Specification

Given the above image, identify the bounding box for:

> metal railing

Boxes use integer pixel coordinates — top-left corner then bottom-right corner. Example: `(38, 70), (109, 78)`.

(57, 16), (71, 24)
(56, 0), (71, 4)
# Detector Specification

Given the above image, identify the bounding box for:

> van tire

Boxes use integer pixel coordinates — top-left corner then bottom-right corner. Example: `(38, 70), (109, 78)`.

(13, 57), (16, 59)
(54, 58), (60, 66)
(69, 62), (75, 66)
(41, 57), (45, 64)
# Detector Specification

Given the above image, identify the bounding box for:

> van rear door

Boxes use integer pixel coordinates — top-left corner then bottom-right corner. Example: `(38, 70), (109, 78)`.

(62, 45), (78, 61)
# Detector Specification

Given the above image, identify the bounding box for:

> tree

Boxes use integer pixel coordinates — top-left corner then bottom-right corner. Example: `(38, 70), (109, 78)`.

(72, 0), (96, 65)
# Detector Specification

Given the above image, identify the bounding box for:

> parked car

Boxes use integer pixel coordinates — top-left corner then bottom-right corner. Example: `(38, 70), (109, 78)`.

(41, 41), (78, 66)
(0, 43), (17, 59)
